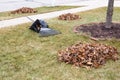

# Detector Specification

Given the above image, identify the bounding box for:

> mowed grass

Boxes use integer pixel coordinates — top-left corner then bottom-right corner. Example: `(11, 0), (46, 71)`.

(0, 7), (120, 80)
(0, 6), (79, 21)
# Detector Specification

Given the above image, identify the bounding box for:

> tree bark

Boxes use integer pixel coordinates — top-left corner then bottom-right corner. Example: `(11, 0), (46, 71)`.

(105, 0), (114, 28)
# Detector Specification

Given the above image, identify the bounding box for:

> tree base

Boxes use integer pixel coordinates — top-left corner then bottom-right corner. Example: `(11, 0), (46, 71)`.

(74, 22), (120, 39)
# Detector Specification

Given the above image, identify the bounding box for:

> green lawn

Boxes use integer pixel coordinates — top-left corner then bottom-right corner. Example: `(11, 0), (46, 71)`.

(0, 7), (120, 80)
(0, 6), (79, 21)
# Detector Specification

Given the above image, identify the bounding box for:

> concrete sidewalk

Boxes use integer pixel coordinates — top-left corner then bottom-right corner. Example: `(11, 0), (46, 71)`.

(0, 0), (120, 28)
(0, 6), (102, 28)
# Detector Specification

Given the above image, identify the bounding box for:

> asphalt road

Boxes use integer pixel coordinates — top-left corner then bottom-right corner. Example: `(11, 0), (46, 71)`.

(0, 0), (81, 12)
(0, 0), (120, 12)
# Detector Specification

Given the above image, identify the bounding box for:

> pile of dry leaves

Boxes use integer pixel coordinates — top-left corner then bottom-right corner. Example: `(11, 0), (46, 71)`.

(58, 42), (119, 68)
(58, 13), (80, 20)
(11, 7), (37, 14)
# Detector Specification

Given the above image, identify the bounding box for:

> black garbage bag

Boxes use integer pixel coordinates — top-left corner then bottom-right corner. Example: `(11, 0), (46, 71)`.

(29, 19), (61, 37)
(39, 28), (61, 37)
(29, 19), (49, 33)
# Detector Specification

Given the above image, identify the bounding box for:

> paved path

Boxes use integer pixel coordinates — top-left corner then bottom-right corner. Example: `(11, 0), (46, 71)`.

(0, 0), (120, 28)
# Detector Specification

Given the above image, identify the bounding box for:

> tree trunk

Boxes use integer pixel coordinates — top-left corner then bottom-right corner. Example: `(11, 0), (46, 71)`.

(105, 0), (114, 28)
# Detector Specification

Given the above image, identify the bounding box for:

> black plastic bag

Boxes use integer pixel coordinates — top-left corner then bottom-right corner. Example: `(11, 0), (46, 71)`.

(29, 19), (61, 37)
(29, 19), (49, 33)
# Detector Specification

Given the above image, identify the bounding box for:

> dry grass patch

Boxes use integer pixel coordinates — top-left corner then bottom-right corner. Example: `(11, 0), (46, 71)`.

(0, 7), (120, 80)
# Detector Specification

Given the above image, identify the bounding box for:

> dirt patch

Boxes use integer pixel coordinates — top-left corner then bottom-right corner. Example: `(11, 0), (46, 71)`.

(74, 22), (120, 39)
